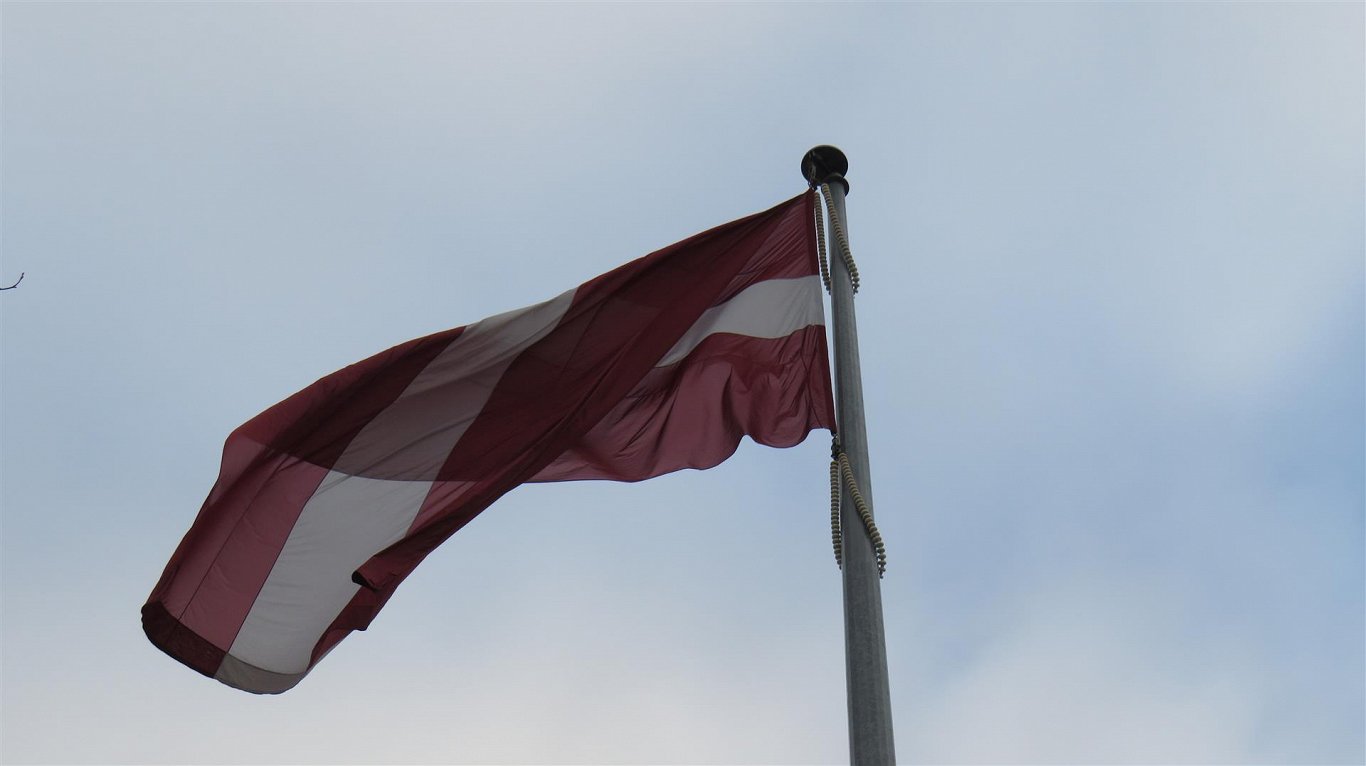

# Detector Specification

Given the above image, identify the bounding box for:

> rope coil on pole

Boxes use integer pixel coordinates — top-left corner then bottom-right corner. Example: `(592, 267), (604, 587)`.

(830, 452), (844, 569)
(817, 182), (861, 294)
(815, 177), (879, 575)
(830, 436), (886, 577)
(814, 190), (832, 292)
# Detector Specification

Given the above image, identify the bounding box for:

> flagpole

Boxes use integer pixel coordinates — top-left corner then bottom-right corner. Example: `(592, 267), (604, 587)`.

(803, 146), (896, 764)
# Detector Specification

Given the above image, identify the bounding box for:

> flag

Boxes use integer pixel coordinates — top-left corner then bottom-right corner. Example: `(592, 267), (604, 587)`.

(143, 191), (836, 693)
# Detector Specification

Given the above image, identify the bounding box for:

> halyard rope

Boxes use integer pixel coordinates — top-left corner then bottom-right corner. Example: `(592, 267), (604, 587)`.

(816, 183), (861, 294)
(830, 436), (886, 577)
(813, 183), (879, 574)
(814, 190), (832, 292)
(830, 454), (844, 569)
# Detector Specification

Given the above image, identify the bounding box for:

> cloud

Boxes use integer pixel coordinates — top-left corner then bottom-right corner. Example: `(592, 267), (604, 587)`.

(907, 581), (1262, 765)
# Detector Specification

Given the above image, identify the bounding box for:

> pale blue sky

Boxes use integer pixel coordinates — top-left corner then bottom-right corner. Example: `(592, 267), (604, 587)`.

(2, 3), (1361, 764)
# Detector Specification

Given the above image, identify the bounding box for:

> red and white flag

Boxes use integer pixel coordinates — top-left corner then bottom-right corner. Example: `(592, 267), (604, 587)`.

(143, 192), (836, 693)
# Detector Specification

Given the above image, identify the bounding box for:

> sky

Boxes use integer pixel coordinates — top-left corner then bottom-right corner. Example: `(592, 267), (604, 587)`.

(1, 2), (1361, 764)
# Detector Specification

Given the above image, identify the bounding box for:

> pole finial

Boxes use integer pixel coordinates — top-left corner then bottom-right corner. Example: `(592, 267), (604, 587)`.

(801, 145), (850, 193)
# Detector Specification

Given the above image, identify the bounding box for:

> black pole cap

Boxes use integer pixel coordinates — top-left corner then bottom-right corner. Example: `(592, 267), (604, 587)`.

(801, 145), (850, 193)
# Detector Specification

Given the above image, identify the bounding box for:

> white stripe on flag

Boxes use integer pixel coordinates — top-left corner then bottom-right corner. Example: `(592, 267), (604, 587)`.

(226, 471), (434, 673)
(335, 290), (576, 480)
(228, 291), (576, 674)
(656, 276), (824, 367)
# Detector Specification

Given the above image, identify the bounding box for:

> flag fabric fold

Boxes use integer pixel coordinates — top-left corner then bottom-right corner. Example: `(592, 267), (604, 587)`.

(142, 191), (836, 693)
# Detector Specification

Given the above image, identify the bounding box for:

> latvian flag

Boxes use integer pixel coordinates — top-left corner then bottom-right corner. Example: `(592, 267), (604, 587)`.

(143, 191), (837, 693)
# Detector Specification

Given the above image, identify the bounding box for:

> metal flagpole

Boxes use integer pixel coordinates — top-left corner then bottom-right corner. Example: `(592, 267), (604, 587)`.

(802, 146), (896, 764)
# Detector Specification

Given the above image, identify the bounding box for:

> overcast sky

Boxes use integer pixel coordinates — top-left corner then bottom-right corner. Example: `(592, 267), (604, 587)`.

(2, 2), (1362, 764)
